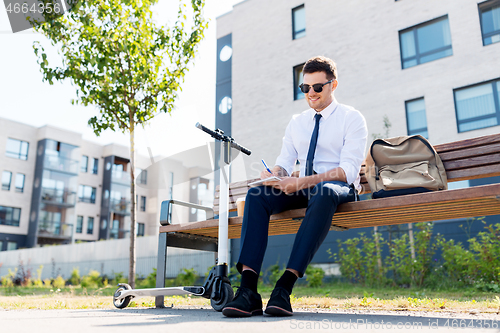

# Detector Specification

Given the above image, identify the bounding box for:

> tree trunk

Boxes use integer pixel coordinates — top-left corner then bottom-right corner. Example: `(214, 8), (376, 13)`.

(408, 223), (415, 260)
(374, 226), (382, 276)
(128, 116), (137, 288)
(408, 223), (415, 284)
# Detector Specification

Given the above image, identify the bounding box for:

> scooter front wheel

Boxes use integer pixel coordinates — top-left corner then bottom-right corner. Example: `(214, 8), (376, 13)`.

(113, 284), (132, 309)
(210, 282), (234, 312)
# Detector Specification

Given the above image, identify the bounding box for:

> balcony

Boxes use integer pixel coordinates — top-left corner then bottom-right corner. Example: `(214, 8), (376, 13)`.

(111, 171), (131, 185)
(109, 228), (130, 240)
(38, 220), (73, 239)
(44, 155), (79, 174)
(41, 188), (76, 206)
(110, 199), (131, 215)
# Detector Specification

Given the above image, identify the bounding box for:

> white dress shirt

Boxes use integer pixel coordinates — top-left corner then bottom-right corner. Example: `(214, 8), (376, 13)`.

(275, 98), (368, 190)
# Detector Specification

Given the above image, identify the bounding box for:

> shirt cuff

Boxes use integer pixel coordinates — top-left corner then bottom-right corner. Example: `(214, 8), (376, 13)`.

(274, 162), (293, 177)
(339, 162), (359, 185)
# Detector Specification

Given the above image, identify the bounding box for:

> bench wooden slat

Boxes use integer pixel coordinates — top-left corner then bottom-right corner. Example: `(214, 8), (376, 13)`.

(161, 183), (500, 239)
(445, 164), (500, 182)
(433, 133), (500, 153)
(214, 187), (252, 200)
(438, 142), (500, 161)
(443, 153), (500, 170)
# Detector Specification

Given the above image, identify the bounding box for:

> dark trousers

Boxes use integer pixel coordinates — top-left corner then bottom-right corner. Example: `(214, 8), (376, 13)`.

(236, 181), (356, 278)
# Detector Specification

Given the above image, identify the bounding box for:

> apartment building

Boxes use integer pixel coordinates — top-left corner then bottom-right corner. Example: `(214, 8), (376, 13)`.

(216, 0), (500, 181)
(215, 0), (500, 270)
(0, 117), (213, 251)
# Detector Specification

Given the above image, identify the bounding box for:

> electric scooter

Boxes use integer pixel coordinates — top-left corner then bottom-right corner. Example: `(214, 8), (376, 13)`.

(112, 123), (251, 311)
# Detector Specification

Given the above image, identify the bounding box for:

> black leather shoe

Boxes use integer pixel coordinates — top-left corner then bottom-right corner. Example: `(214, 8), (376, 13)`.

(264, 287), (293, 316)
(222, 286), (263, 317)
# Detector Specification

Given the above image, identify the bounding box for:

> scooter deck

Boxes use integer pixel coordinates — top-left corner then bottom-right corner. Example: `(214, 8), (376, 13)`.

(115, 286), (205, 302)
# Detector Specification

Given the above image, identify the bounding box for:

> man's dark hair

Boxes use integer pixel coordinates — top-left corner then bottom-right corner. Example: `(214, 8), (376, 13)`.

(303, 56), (337, 80)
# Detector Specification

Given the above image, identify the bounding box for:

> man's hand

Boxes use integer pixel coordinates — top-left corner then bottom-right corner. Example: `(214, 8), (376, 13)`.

(260, 165), (288, 179)
(264, 177), (305, 194)
(260, 168), (274, 179)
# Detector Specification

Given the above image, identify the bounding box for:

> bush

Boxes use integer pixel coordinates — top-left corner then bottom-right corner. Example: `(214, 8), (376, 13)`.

(111, 272), (128, 286)
(136, 268), (156, 288)
(68, 268), (81, 286)
(305, 266), (325, 288)
(81, 270), (103, 288)
(52, 276), (65, 289)
(175, 268), (197, 286)
(228, 264), (241, 285)
(334, 232), (385, 286)
(438, 222), (500, 287)
(0, 269), (15, 288)
(12, 262), (31, 286)
(266, 264), (285, 286)
(332, 219), (500, 290)
(31, 265), (44, 287)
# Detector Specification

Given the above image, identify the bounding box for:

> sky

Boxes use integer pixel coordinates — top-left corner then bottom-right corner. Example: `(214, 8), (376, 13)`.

(0, 0), (243, 160)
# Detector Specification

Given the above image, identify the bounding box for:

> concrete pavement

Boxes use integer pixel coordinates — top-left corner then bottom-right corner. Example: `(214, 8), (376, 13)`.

(1, 307), (499, 333)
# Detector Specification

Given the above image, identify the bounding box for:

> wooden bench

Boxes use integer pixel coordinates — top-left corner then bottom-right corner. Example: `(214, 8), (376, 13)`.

(154, 133), (500, 306)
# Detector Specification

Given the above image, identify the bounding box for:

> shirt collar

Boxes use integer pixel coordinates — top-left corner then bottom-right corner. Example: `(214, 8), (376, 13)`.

(310, 98), (339, 121)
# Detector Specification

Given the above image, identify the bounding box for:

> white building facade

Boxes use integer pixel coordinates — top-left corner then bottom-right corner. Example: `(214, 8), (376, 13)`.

(0, 117), (214, 251)
(216, 0), (500, 182)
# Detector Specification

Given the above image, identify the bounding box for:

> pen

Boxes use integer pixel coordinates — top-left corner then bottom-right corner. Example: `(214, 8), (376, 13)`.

(261, 159), (272, 174)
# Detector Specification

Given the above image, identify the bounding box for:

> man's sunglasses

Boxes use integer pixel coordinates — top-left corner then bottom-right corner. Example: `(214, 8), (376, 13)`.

(299, 80), (333, 94)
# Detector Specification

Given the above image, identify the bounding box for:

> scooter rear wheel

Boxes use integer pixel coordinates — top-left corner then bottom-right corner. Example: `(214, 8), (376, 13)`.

(113, 284), (132, 309)
(210, 282), (234, 312)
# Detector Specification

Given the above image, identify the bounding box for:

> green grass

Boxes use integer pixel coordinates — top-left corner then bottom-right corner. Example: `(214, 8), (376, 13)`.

(0, 283), (499, 312)
(258, 283), (498, 302)
(0, 285), (116, 297)
(0, 282), (497, 301)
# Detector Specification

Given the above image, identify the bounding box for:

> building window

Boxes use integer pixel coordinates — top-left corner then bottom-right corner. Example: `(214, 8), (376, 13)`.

(81, 155), (88, 173)
(91, 158), (98, 174)
(454, 78), (500, 132)
(78, 185), (96, 204)
(0, 241), (3, 251)
(137, 223), (145, 237)
(87, 217), (94, 234)
(399, 16), (452, 69)
(15, 174), (25, 193)
(140, 196), (146, 212)
(405, 98), (429, 138)
(293, 64), (305, 100)
(479, 0), (500, 46)
(292, 5), (305, 39)
(137, 169), (147, 184)
(76, 215), (83, 233)
(2, 171), (12, 191)
(7, 242), (17, 251)
(6, 138), (29, 160)
(0, 206), (21, 226)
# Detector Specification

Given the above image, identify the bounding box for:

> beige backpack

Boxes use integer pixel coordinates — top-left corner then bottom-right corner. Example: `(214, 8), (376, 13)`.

(365, 135), (448, 199)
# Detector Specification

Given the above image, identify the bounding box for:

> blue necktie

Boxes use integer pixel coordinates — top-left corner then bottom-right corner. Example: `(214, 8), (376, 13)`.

(305, 113), (322, 176)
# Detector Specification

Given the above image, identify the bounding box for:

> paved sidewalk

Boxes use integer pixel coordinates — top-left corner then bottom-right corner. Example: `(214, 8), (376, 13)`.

(1, 307), (498, 333)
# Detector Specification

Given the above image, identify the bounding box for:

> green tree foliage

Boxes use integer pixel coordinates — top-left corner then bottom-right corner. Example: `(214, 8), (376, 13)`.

(32, 0), (208, 288)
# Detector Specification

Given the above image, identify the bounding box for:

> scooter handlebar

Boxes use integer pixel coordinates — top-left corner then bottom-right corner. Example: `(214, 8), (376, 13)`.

(196, 123), (251, 155)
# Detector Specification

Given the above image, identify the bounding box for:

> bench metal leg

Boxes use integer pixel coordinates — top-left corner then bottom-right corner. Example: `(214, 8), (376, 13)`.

(155, 232), (168, 308)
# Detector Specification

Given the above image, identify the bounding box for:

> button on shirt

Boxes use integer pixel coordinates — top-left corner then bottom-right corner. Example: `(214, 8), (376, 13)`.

(275, 99), (368, 190)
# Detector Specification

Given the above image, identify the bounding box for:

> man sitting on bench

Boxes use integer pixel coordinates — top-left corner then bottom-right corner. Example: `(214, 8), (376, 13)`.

(222, 56), (368, 317)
